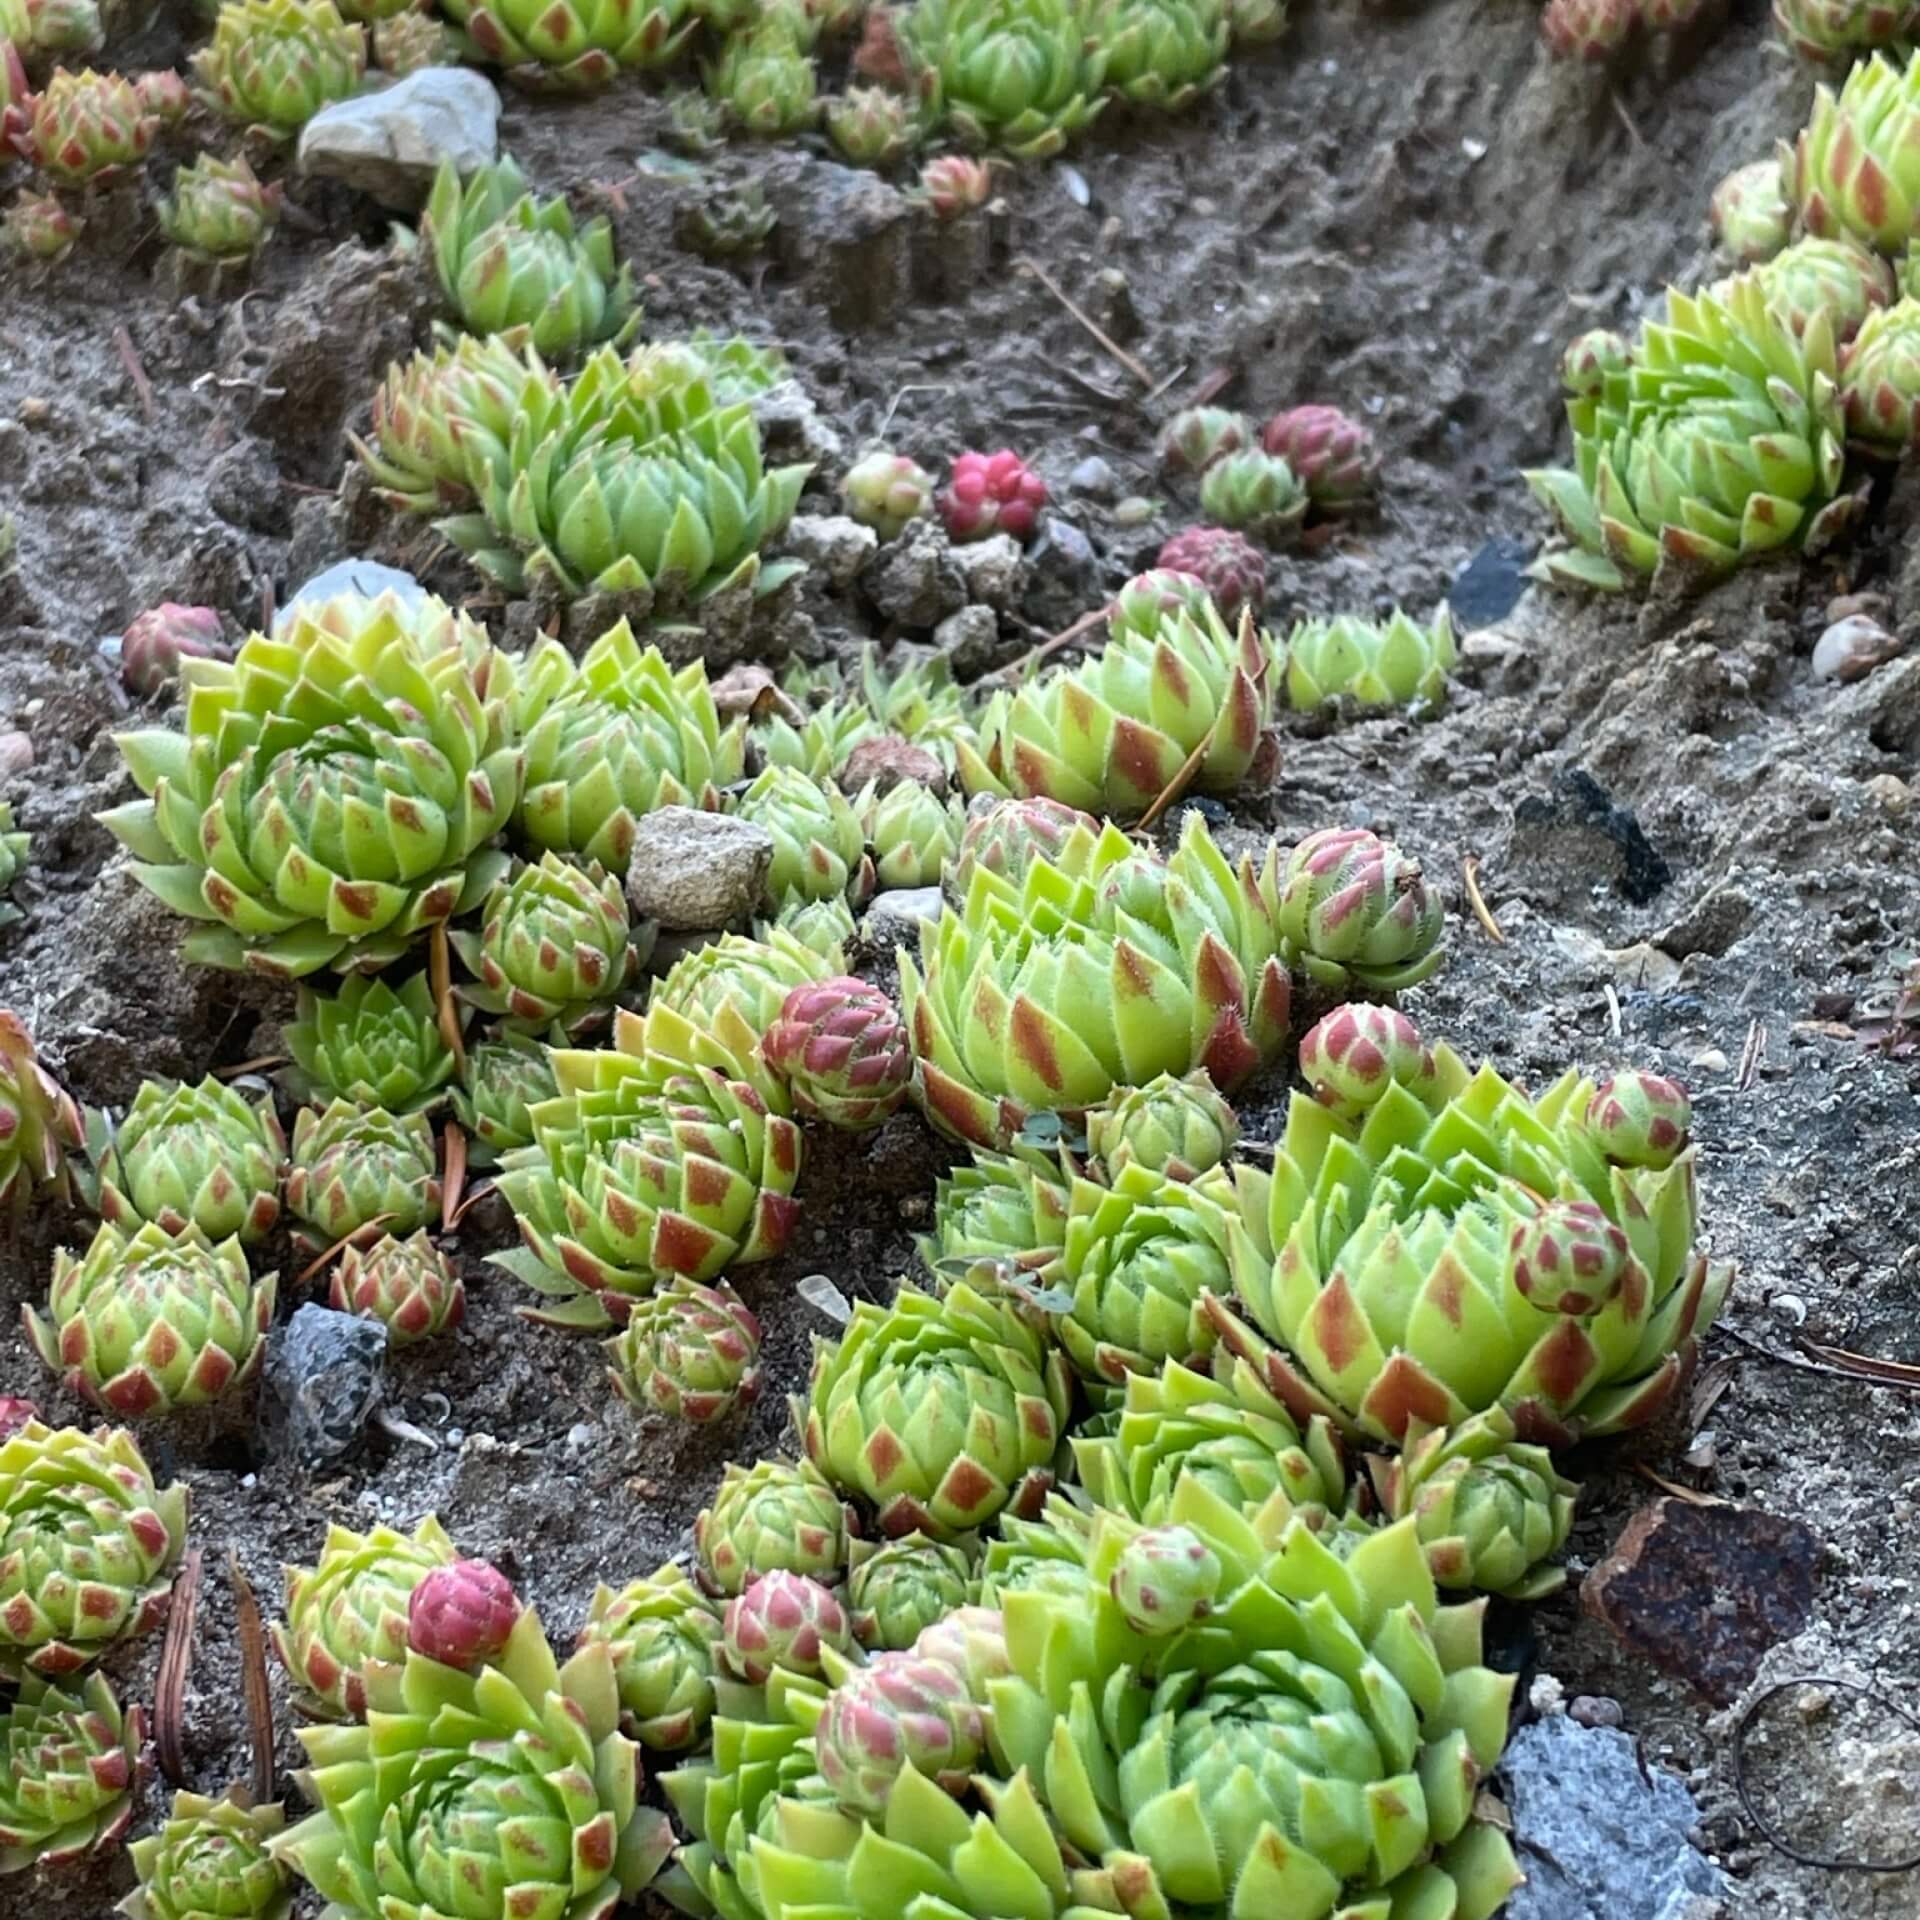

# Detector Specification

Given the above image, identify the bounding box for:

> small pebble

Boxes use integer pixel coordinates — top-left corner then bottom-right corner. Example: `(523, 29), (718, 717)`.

(19, 398), (51, 429)
(1689, 1047), (1729, 1072)
(1570, 1694), (1624, 1729)
(1812, 613), (1902, 682)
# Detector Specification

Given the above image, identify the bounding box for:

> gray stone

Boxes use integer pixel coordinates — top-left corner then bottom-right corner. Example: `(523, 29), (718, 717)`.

(297, 70), (501, 211)
(862, 886), (944, 950)
(770, 164), (911, 330)
(866, 517), (967, 628)
(1025, 516), (1099, 629)
(1812, 613), (1903, 682)
(1068, 456), (1117, 499)
(781, 513), (878, 589)
(1498, 1715), (1729, 1920)
(754, 382), (845, 470)
(627, 808), (775, 931)
(952, 533), (1028, 612)
(279, 559), (427, 627)
(261, 1305), (388, 1467)
(934, 604), (1003, 679)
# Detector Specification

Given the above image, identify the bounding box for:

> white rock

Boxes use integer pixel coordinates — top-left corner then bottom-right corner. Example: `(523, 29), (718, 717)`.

(862, 886), (944, 950)
(297, 71), (501, 211)
(627, 808), (775, 931)
(1812, 613), (1902, 683)
(278, 559), (427, 628)
(780, 513), (877, 589)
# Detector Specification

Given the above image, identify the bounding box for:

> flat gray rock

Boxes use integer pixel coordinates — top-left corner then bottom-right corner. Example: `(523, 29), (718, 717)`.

(862, 886), (944, 952)
(297, 70), (501, 210)
(627, 808), (775, 931)
(278, 559), (427, 628)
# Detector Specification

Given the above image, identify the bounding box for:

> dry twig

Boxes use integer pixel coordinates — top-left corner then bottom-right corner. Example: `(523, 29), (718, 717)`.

(155, 1545), (204, 1786)
(1015, 256), (1157, 389)
(113, 325), (155, 421)
(228, 1553), (276, 1804)
(1461, 854), (1506, 944)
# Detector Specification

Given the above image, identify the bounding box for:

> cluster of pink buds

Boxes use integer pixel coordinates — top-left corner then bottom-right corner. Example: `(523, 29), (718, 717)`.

(938, 449), (1047, 542)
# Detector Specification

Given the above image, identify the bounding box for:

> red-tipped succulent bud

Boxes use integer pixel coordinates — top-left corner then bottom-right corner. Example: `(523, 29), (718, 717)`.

(1298, 1003), (1436, 1120)
(2, 191), (83, 265)
(120, 603), (229, 696)
(407, 1559), (521, 1669)
(913, 153), (992, 218)
(1155, 524), (1267, 620)
(0, 1396), (39, 1441)
(1559, 328), (1629, 398)
(815, 1649), (985, 1816)
(1540, 0), (1637, 56)
(762, 975), (913, 1130)
(722, 1569), (853, 1685)
(133, 69), (192, 125)
(940, 449), (1047, 542)
(1584, 1070), (1691, 1169)
(1277, 827), (1447, 993)
(1159, 405), (1252, 474)
(950, 793), (1099, 896)
(1509, 1198), (1633, 1316)
(1260, 404), (1380, 511)
(1110, 1524), (1223, 1635)
(1108, 567), (1219, 640)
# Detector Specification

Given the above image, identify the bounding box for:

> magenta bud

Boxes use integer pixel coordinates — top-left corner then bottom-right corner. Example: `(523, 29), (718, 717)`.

(407, 1559), (520, 1668)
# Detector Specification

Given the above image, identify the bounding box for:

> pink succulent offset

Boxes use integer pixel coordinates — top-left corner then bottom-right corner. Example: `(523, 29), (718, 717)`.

(1539, 0), (1637, 56)
(1108, 567), (1219, 640)
(1584, 1070), (1691, 1169)
(939, 450), (1047, 543)
(1260, 404), (1380, 511)
(1508, 1199), (1633, 1316)
(132, 69), (191, 124)
(1154, 526), (1267, 620)
(762, 976), (912, 1130)
(814, 1648), (986, 1816)
(0, 1396), (39, 1441)
(407, 1559), (521, 1669)
(914, 154), (992, 218)
(1298, 1003), (1436, 1119)
(721, 1569), (852, 1685)
(950, 793), (1098, 896)
(120, 604), (229, 696)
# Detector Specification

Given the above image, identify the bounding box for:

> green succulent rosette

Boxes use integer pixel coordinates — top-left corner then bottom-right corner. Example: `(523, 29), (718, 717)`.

(423, 155), (637, 359)
(453, 1035), (558, 1167)
(0, 1670), (146, 1873)
(0, 1418), (188, 1683)
(578, 1566), (725, 1751)
(512, 621), (745, 869)
(0, 1012), (82, 1217)
(1748, 233), (1892, 342)
(955, 601), (1276, 819)
(1787, 48), (1920, 254)
(1084, 1067), (1239, 1182)
(1283, 607), (1458, 711)
(802, 1279), (1072, 1539)
(100, 592), (523, 980)
(761, 895), (856, 966)
(846, 1534), (979, 1650)
(0, 800), (25, 925)
(899, 813), (1292, 1150)
(284, 972), (460, 1113)
(1840, 294), (1920, 445)
(735, 766), (872, 909)
(270, 1516), (457, 1720)
(286, 1098), (440, 1250)
(1092, 0), (1229, 110)
(856, 777), (965, 889)
(694, 1457), (850, 1597)
(159, 153), (282, 265)
(903, 0), (1108, 158)
(649, 925), (841, 1072)
(1525, 272), (1859, 592)
(758, 697), (879, 782)
(442, 0), (693, 85)
(26, 1221), (277, 1419)
(192, 0), (366, 133)
(1276, 826), (1446, 994)
(271, 1605), (675, 1918)
(120, 1791), (294, 1920)
(83, 1075), (287, 1243)
(917, 1145), (1072, 1286)
(1201, 1040), (1736, 1446)
(708, 20), (819, 135)
(1773, 0), (1918, 61)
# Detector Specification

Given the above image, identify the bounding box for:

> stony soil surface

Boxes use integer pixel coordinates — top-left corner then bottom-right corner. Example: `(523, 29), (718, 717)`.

(4, 3), (1920, 1916)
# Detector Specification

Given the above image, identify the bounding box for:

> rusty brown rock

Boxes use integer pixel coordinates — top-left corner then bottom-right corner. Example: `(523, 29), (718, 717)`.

(1581, 1498), (1820, 1707)
(841, 733), (946, 798)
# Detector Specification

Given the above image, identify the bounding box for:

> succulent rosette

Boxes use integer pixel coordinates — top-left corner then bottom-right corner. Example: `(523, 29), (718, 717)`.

(0, 803), (22, 924)
(846, 1533), (978, 1650)
(1091, 0), (1228, 110)
(1559, 328), (1629, 398)
(101, 592), (522, 979)
(1084, 1067), (1238, 1182)
(917, 1145), (1072, 1284)
(946, 792), (1099, 898)
(841, 449), (936, 538)
(1199, 447), (1309, 542)
(826, 84), (916, 166)
(17, 67), (156, 182)
(901, 0), (1107, 157)
(81, 1075), (284, 1245)
(491, 1007), (802, 1329)
(735, 766), (873, 908)
(353, 334), (556, 517)
(119, 606), (229, 696)
(1775, 0), (1919, 63)
(811, 1642), (989, 1818)
(120, 1790), (293, 1920)
(374, 7), (461, 68)
(1106, 567), (1219, 643)
(722, 1570), (853, 1685)
(285, 972), (459, 1114)
(938, 448), (1049, 541)
(1710, 158), (1791, 265)
(1584, 1068), (1692, 1167)
(1107, 1521), (1222, 1633)
(423, 155), (636, 359)
(1070, 1351), (1347, 1533)
(761, 975), (913, 1130)
(192, 0), (367, 133)
(955, 599), (1275, 818)
(1788, 51), (1920, 253)
(440, 0), (692, 86)
(803, 1279), (1072, 1537)
(1155, 523), (1268, 618)
(1158, 406), (1251, 474)
(286, 1099), (440, 1250)
(453, 852), (642, 1037)
(1750, 234), (1893, 342)
(912, 151), (994, 215)
(1276, 826), (1447, 993)
(440, 342), (811, 603)
(1539, 0), (1635, 55)
(330, 1229), (464, 1344)
(1260, 402), (1380, 511)
(133, 68), (193, 121)
(856, 776), (965, 889)
(758, 696), (879, 782)
(1283, 606), (1458, 710)
(1202, 1041), (1733, 1445)
(606, 1277), (764, 1422)
(452, 1035), (557, 1166)
(26, 1222), (277, 1418)
(1042, 1159), (1232, 1384)
(901, 813), (1293, 1149)
(159, 154), (283, 265)
(1527, 273), (1859, 591)
(0, 1419), (188, 1682)
(677, 182), (779, 257)
(766, 894), (858, 966)
(1298, 1002), (1439, 1120)
(649, 926), (842, 1066)
(579, 1566), (724, 1751)
(0, 1671), (145, 1872)
(694, 1457), (850, 1596)
(0, 1012), (81, 1216)
(271, 1604), (674, 1918)
(1840, 294), (1920, 445)
(708, 20), (819, 134)
(272, 1516), (459, 1719)
(3, 191), (83, 265)
(1370, 1408), (1579, 1600)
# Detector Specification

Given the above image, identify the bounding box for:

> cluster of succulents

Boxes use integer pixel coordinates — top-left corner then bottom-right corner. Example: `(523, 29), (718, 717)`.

(192, 0), (366, 133)
(1161, 399), (1377, 536)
